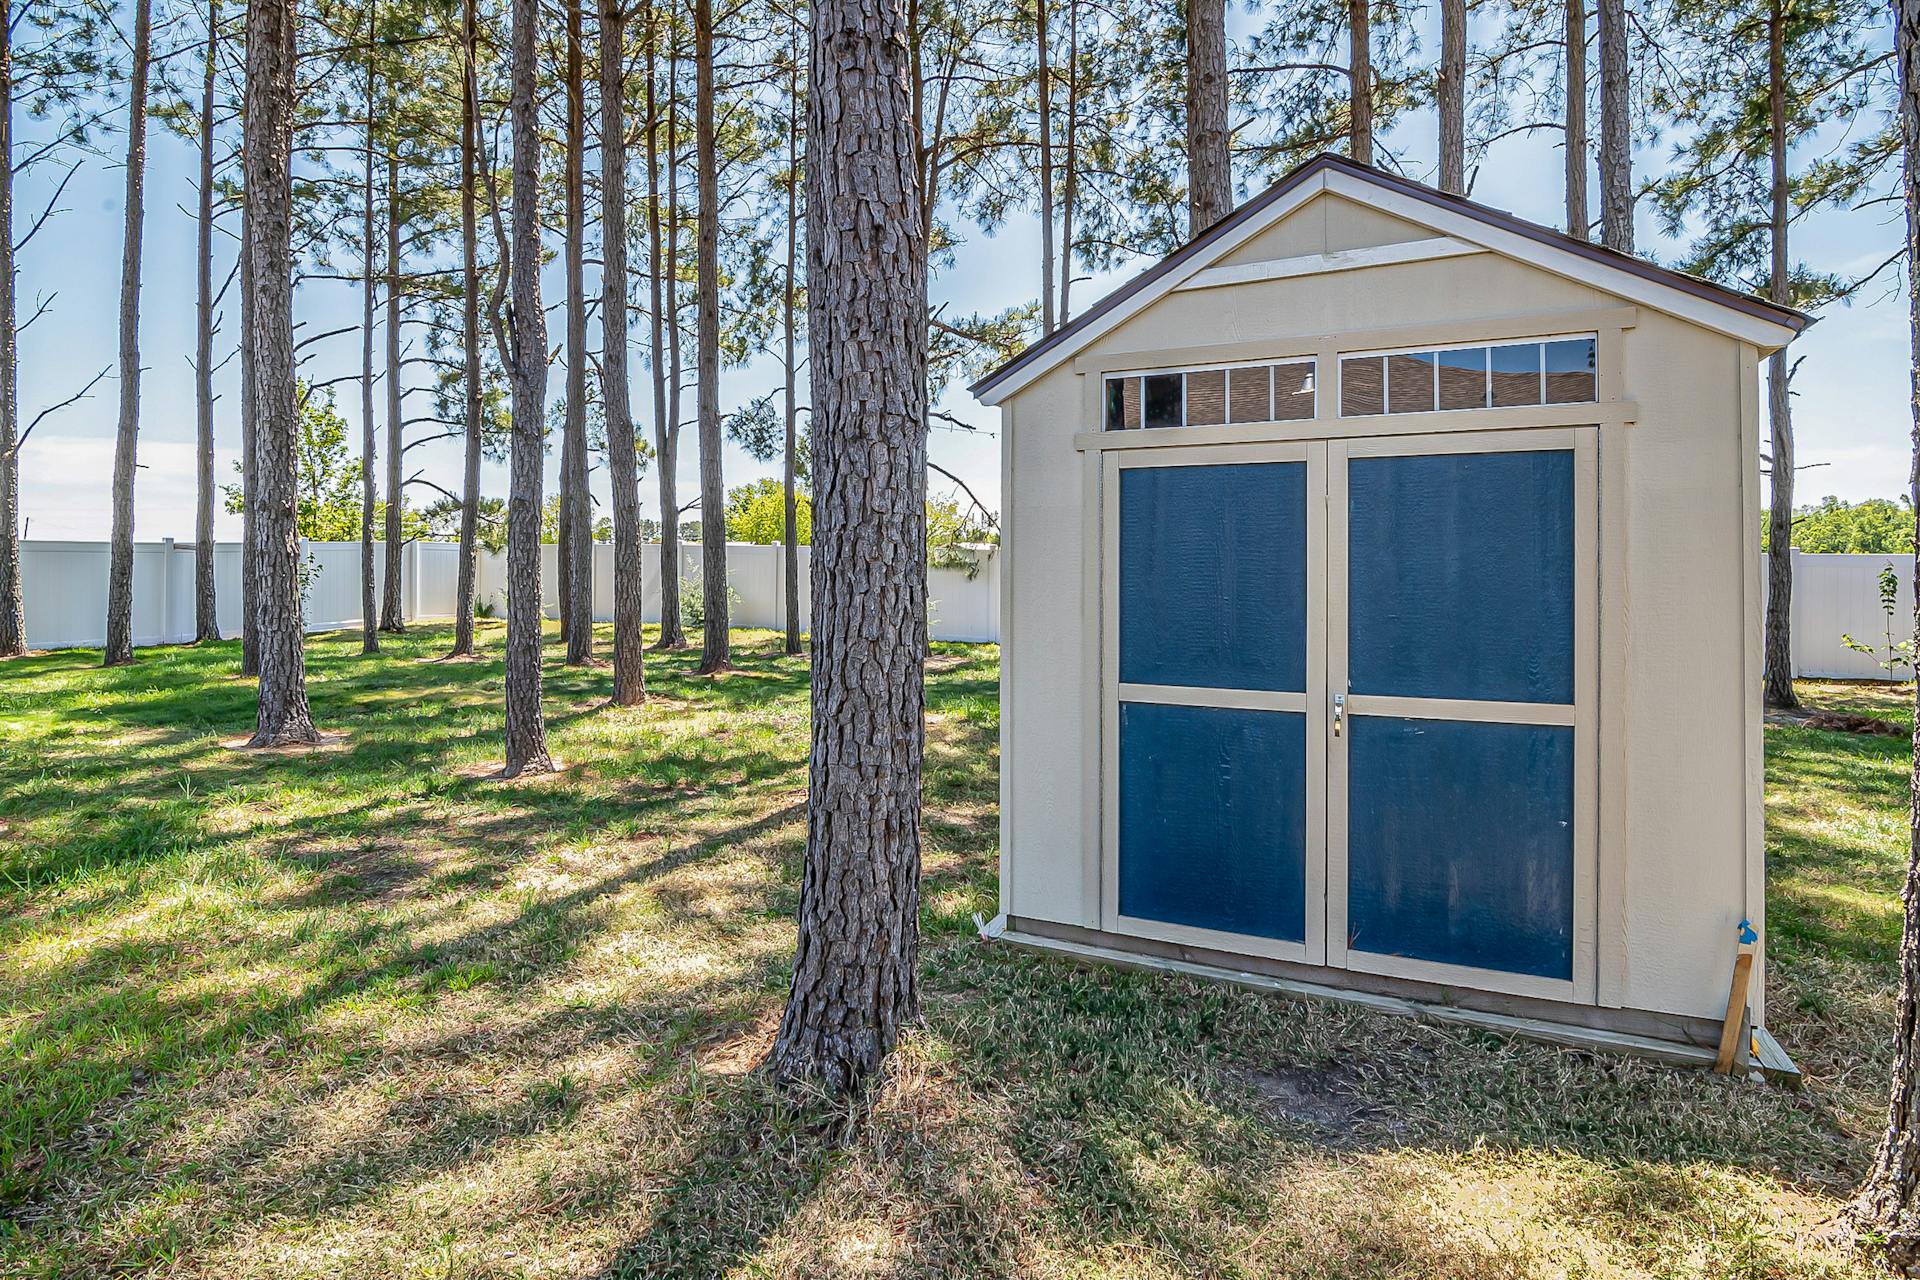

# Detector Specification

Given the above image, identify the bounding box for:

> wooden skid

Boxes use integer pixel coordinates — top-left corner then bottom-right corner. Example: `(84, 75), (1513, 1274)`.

(985, 921), (1802, 1085)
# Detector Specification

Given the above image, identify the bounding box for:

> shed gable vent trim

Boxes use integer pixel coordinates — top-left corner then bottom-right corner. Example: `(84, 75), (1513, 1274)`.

(1172, 236), (1486, 293)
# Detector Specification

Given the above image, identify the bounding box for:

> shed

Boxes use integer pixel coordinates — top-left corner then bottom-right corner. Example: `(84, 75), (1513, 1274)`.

(971, 154), (1806, 1073)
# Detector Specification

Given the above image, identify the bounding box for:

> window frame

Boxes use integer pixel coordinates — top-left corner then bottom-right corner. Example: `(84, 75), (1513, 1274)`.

(1103, 357), (1320, 431)
(1338, 332), (1598, 418)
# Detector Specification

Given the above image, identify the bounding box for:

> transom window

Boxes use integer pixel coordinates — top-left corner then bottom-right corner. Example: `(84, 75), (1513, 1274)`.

(1105, 360), (1318, 431)
(1339, 335), (1596, 417)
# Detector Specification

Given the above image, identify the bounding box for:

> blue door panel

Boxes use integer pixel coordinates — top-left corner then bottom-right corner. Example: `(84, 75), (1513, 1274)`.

(1346, 716), (1575, 980)
(1348, 450), (1575, 704)
(1118, 701), (1307, 942)
(1119, 462), (1308, 692)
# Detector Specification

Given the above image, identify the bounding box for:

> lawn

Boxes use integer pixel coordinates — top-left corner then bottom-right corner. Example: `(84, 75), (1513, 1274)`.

(0, 628), (1910, 1278)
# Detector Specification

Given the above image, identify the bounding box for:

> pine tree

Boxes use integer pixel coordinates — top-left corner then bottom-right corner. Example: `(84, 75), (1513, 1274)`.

(503, 0), (556, 775)
(103, 0), (154, 667)
(245, 0), (320, 746)
(601, 0), (647, 704)
(1650, 0), (1891, 712)
(1848, 0), (1920, 1257)
(766, 0), (929, 1095)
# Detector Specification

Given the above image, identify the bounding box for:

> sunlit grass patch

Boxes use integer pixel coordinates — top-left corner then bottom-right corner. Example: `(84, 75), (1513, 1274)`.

(0, 638), (1907, 1277)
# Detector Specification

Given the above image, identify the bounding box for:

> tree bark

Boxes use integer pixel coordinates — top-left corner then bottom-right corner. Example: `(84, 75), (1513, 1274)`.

(1761, 0), (1797, 710)
(1848, 0), (1920, 1258)
(104, 0), (153, 667)
(360, 8), (381, 655)
(1184, 0), (1229, 235)
(1564, 0), (1589, 240)
(503, 0), (555, 776)
(1348, 0), (1372, 167)
(451, 0), (483, 658)
(693, 0), (729, 674)
(1036, 0), (1055, 333)
(245, 0), (318, 747)
(0, 0), (20, 659)
(381, 142), (406, 633)
(649, 28), (687, 649)
(1597, 0), (1630, 251)
(1058, 0), (1077, 324)
(194, 0), (220, 644)
(240, 192), (259, 676)
(1438, 0), (1465, 193)
(563, 0), (593, 665)
(764, 0), (928, 1096)
(601, 0), (647, 705)
(782, 27), (801, 657)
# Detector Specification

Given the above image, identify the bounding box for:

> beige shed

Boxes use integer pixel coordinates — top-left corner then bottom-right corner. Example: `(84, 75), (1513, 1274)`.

(971, 154), (1806, 1076)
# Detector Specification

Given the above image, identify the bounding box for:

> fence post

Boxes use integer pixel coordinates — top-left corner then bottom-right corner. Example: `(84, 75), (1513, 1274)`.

(408, 542), (422, 622)
(158, 538), (174, 646)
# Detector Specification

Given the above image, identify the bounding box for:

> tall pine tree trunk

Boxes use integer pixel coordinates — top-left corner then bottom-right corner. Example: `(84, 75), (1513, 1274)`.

(1762, 0), (1797, 709)
(1184, 0), (1229, 235)
(1597, 0), (1630, 250)
(1036, 0), (1055, 333)
(1565, 0), (1589, 240)
(782, 32), (801, 657)
(239, 194), (259, 676)
(451, 0), (483, 658)
(601, 0), (646, 705)
(245, 0), (318, 747)
(1058, 0), (1077, 325)
(764, 0), (928, 1095)
(194, 0), (220, 643)
(693, 0), (729, 674)
(649, 28), (687, 649)
(1438, 0), (1465, 193)
(0, 1), (21, 659)
(360, 15), (381, 655)
(1848, 0), (1920, 1258)
(381, 144), (406, 633)
(563, 0), (593, 665)
(104, 0), (152, 667)
(1348, 0), (1372, 167)
(503, 0), (555, 776)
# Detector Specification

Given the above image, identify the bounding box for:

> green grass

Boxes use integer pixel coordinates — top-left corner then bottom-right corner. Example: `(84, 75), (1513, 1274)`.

(0, 628), (1908, 1277)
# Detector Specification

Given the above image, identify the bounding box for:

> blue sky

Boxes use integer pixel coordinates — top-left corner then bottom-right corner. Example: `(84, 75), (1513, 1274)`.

(13, 11), (1909, 543)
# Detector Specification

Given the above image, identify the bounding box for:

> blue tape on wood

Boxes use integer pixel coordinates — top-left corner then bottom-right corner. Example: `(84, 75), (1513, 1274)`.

(1119, 462), (1308, 692)
(1119, 701), (1308, 942)
(1348, 449), (1575, 704)
(1347, 716), (1575, 980)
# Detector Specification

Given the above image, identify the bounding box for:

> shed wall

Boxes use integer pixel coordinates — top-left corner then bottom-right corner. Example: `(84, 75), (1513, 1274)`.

(1000, 195), (1761, 1026)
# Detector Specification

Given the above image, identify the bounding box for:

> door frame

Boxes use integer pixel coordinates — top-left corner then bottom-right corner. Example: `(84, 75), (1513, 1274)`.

(1325, 426), (1599, 1004)
(1099, 440), (1329, 965)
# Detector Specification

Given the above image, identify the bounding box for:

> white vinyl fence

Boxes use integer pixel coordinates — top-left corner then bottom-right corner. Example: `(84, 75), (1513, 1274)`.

(15, 540), (1910, 678)
(1776, 550), (1915, 682)
(13, 538), (1001, 651)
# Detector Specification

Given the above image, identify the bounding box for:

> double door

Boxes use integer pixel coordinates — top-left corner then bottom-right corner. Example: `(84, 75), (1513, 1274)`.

(1101, 429), (1596, 1002)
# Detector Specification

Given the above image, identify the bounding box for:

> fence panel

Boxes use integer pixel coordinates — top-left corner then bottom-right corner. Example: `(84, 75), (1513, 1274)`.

(20, 536), (1001, 650)
(1785, 550), (1915, 681)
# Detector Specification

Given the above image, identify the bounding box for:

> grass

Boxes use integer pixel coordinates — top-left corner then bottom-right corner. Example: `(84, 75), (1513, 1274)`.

(0, 626), (1909, 1278)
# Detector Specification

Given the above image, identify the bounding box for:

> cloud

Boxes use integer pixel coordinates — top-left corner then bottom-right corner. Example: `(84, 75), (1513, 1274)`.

(17, 434), (244, 541)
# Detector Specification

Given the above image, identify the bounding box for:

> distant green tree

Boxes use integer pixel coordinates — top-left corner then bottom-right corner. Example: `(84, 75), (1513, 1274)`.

(726, 476), (813, 545)
(926, 494), (998, 577)
(421, 495), (507, 554)
(225, 388), (427, 543)
(1788, 496), (1917, 554)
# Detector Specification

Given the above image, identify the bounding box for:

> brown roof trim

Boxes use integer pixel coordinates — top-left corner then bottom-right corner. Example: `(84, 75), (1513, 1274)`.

(969, 153), (1809, 400)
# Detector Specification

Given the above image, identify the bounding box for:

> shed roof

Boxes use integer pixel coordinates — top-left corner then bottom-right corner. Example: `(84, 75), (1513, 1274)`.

(970, 154), (1809, 406)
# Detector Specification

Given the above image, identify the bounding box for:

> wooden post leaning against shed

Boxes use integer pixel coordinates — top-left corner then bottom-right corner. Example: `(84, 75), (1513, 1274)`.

(1715, 918), (1759, 1074)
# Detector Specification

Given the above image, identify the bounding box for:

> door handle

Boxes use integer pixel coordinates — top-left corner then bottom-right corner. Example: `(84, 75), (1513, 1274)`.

(1332, 692), (1345, 737)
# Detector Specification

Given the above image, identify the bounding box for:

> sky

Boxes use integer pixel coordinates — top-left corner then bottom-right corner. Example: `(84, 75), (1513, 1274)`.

(12, 9), (1911, 545)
